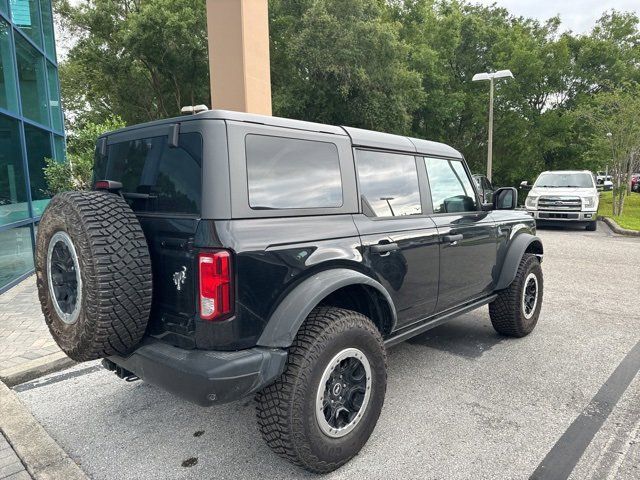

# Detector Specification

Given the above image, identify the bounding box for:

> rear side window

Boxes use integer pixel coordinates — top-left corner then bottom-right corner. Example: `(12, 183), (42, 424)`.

(356, 150), (422, 217)
(245, 134), (343, 210)
(424, 157), (477, 213)
(94, 132), (202, 215)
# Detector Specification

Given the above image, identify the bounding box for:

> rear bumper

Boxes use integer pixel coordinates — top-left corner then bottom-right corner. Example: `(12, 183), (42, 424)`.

(106, 339), (287, 406)
(529, 210), (597, 223)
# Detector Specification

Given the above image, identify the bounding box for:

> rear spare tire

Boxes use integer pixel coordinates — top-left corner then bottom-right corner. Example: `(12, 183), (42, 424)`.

(35, 191), (152, 361)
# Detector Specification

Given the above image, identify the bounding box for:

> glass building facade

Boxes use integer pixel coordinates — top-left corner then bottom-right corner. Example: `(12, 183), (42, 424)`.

(0, 0), (64, 293)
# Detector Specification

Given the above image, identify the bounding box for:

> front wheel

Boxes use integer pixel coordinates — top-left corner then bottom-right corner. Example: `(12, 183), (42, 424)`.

(255, 307), (387, 473)
(586, 221), (597, 231)
(489, 253), (543, 337)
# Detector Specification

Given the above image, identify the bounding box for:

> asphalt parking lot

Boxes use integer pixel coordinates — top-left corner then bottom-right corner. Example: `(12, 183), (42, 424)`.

(13, 222), (640, 480)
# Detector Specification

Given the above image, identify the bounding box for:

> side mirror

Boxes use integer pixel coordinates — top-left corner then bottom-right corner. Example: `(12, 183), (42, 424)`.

(519, 181), (529, 189)
(494, 187), (518, 210)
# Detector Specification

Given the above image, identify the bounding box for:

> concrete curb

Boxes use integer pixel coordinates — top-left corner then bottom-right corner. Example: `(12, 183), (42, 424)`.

(0, 353), (76, 388)
(599, 216), (640, 237)
(0, 381), (88, 480)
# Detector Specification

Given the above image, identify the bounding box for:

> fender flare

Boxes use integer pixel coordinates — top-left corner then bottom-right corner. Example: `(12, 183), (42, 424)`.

(256, 269), (397, 348)
(495, 233), (543, 291)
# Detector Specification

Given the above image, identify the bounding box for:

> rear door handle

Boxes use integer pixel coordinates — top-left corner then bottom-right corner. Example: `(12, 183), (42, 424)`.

(442, 234), (463, 244)
(370, 243), (400, 254)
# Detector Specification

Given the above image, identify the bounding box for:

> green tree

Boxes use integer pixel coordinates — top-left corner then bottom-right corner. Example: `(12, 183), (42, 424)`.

(56, 0), (210, 126)
(269, 0), (424, 133)
(574, 87), (640, 216)
(44, 116), (126, 194)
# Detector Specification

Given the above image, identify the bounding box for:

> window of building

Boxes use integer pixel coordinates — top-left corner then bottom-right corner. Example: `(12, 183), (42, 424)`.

(424, 157), (477, 213)
(0, 114), (29, 226)
(15, 34), (49, 126)
(24, 123), (51, 216)
(38, 0), (54, 58)
(94, 133), (203, 215)
(53, 134), (64, 160)
(0, 0), (63, 294)
(0, 224), (34, 287)
(0, 19), (18, 113)
(246, 135), (343, 210)
(356, 150), (422, 217)
(46, 61), (61, 131)
(10, 0), (42, 48)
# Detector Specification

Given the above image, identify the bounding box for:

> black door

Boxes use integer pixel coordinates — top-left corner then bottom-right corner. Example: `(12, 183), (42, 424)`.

(423, 157), (497, 312)
(354, 150), (440, 328)
(95, 124), (204, 342)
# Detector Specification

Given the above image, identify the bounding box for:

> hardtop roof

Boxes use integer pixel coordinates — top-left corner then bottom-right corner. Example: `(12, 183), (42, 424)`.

(99, 109), (463, 159)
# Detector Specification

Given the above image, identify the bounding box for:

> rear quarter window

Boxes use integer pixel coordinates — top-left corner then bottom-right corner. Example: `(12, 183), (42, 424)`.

(94, 132), (202, 215)
(245, 134), (343, 210)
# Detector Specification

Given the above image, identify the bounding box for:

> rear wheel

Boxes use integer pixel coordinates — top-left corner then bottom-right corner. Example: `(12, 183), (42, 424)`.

(255, 307), (387, 473)
(489, 253), (543, 337)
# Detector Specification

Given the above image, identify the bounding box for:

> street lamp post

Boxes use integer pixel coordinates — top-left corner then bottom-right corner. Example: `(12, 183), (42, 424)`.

(380, 197), (396, 217)
(472, 70), (514, 182)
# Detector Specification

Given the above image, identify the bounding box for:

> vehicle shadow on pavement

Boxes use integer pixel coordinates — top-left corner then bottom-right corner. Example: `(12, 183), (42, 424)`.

(407, 314), (505, 359)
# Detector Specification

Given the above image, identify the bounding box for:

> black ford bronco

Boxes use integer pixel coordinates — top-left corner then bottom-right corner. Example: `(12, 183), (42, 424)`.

(36, 110), (543, 473)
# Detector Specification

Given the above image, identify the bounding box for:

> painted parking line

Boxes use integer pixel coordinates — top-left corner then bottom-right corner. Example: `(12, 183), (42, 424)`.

(530, 339), (640, 480)
(13, 364), (103, 393)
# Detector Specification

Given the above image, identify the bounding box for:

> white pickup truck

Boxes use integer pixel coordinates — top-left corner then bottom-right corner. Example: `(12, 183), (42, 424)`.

(523, 170), (599, 231)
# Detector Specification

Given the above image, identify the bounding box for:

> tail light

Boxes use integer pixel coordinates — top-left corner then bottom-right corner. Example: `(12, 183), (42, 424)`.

(198, 251), (233, 321)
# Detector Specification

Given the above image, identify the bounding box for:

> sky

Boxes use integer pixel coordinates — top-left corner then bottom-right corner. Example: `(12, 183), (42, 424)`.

(472, 0), (640, 33)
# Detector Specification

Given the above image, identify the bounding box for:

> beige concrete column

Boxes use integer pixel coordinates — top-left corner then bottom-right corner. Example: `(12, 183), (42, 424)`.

(206, 0), (272, 115)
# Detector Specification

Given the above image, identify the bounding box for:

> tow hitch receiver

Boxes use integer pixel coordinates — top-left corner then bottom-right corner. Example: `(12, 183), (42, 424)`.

(101, 358), (140, 382)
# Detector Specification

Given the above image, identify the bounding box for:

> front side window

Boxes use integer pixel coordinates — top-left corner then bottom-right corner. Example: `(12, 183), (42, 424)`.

(94, 132), (202, 215)
(424, 157), (477, 213)
(356, 150), (422, 217)
(246, 135), (343, 210)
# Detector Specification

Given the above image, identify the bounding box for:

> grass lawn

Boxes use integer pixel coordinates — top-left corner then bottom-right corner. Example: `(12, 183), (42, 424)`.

(598, 191), (640, 231)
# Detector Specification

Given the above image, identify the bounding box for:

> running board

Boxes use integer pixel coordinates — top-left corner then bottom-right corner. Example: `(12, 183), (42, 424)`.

(384, 294), (497, 348)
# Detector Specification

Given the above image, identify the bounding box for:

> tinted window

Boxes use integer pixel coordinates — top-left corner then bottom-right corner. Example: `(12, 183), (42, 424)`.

(356, 150), (422, 217)
(0, 114), (29, 226)
(0, 19), (19, 113)
(10, 0), (42, 48)
(94, 132), (202, 215)
(15, 34), (49, 126)
(24, 123), (51, 216)
(246, 135), (342, 209)
(425, 157), (477, 213)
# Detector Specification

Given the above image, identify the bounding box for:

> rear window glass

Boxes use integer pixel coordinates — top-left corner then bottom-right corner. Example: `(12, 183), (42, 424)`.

(94, 132), (202, 215)
(245, 134), (343, 210)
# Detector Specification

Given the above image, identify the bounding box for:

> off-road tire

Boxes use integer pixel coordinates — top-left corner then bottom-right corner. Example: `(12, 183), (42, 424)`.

(255, 307), (387, 473)
(35, 191), (152, 361)
(489, 253), (543, 337)
(586, 221), (597, 231)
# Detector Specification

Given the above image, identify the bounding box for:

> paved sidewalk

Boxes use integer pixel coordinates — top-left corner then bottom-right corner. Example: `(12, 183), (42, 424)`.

(0, 433), (31, 480)
(0, 277), (71, 384)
